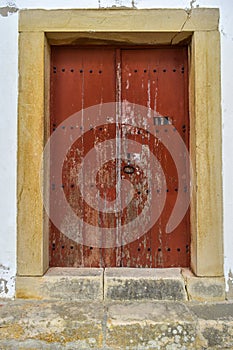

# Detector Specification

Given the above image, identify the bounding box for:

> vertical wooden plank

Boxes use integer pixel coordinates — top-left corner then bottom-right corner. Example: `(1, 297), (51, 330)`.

(121, 48), (190, 267)
(49, 47), (117, 267)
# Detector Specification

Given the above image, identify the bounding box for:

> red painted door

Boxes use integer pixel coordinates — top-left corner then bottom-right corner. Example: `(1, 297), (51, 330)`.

(49, 46), (190, 268)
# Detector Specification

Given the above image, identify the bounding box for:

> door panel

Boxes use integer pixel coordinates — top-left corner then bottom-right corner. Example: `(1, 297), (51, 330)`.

(120, 49), (189, 267)
(50, 47), (118, 267)
(49, 46), (190, 268)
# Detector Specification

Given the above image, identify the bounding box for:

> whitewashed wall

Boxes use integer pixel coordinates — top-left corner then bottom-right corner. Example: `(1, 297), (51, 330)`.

(0, 0), (232, 298)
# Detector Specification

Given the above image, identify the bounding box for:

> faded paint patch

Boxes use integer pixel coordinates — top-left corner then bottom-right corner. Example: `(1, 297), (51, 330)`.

(0, 5), (18, 17)
(227, 269), (233, 300)
(0, 264), (10, 271)
(0, 265), (10, 295)
(189, 0), (197, 9)
(0, 278), (9, 294)
(0, 264), (15, 298)
(131, 0), (136, 8)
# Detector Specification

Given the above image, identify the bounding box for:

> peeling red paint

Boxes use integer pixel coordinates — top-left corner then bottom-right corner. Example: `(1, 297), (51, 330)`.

(49, 46), (190, 268)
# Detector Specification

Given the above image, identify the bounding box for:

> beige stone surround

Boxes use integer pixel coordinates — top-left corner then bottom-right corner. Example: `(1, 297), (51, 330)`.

(17, 8), (224, 300)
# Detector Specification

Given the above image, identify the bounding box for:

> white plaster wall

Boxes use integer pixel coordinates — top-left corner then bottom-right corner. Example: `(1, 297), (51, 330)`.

(0, 0), (232, 297)
(0, 12), (18, 298)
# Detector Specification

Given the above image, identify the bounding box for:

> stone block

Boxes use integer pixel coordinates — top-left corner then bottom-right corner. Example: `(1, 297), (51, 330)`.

(16, 268), (104, 301)
(106, 301), (196, 349)
(182, 269), (225, 302)
(19, 8), (219, 33)
(0, 299), (104, 349)
(104, 268), (187, 301)
(190, 303), (233, 349)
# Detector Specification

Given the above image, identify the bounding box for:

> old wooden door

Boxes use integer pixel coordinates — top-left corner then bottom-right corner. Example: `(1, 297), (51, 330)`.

(49, 46), (190, 268)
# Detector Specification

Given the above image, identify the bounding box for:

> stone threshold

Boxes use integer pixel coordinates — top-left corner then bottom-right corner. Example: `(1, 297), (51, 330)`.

(16, 267), (225, 302)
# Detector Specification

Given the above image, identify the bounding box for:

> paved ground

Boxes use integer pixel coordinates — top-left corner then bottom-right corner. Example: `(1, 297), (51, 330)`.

(0, 299), (233, 349)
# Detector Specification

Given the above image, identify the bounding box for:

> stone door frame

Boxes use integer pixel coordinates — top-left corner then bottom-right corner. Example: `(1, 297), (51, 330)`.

(17, 8), (224, 300)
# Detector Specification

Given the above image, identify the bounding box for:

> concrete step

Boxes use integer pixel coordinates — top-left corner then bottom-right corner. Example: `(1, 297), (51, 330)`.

(0, 299), (233, 349)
